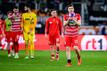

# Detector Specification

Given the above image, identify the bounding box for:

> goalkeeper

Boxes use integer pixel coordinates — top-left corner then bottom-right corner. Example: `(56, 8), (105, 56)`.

(21, 4), (37, 59)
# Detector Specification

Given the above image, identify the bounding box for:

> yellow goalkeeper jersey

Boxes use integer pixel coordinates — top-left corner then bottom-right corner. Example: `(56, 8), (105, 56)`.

(21, 12), (37, 33)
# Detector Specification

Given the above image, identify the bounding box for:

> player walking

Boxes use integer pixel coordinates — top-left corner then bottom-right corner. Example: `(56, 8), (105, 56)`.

(63, 4), (82, 66)
(45, 9), (63, 61)
(21, 4), (37, 59)
(5, 11), (13, 57)
(9, 6), (22, 59)
(0, 12), (5, 49)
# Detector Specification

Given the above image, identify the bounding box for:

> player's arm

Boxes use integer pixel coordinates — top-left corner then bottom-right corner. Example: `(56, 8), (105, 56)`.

(2, 20), (5, 36)
(73, 14), (81, 26)
(33, 14), (37, 28)
(45, 19), (49, 37)
(4, 20), (6, 32)
(63, 19), (70, 26)
(59, 18), (63, 35)
(21, 14), (24, 31)
(63, 15), (70, 26)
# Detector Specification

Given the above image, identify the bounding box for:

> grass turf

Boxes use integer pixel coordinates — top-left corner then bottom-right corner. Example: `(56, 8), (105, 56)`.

(0, 51), (107, 71)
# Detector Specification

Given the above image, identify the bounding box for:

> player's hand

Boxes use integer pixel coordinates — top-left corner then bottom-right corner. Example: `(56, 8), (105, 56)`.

(2, 32), (5, 37)
(27, 29), (32, 34)
(45, 34), (48, 38)
(61, 34), (64, 39)
(67, 17), (72, 22)
(72, 17), (77, 21)
(69, 17), (77, 26)
(69, 17), (73, 20)
(21, 28), (23, 32)
(20, 29), (23, 34)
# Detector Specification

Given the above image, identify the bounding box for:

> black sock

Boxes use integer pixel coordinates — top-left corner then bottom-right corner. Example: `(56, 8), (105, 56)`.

(75, 49), (81, 60)
(57, 47), (59, 51)
(67, 59), (71, 63)
(51, 54), (54, 57)
(77, 55), (80, 60)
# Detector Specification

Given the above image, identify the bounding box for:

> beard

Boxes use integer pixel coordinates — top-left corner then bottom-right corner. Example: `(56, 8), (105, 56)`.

(24, 10), (28, 13)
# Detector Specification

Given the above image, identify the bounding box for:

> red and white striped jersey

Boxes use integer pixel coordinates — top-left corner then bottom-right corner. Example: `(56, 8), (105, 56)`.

(64, 13), (81, 37)
(9, 12), (22, 32)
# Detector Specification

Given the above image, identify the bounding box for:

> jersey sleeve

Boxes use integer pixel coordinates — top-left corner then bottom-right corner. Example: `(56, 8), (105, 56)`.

(58, 18), (63, 34)
(63, 15), (67, 21)
(77, 14), (81, 25)
(2, 20), (5, 33)
(33, 14), (37, 28)
(45, 19), (49, 34)
(21, 14), (24, 28)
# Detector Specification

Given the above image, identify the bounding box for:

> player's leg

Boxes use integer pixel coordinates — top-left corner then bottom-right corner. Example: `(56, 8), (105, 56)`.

(11, 43), (15, 56)
(55, 35), (60, 61)
(73, 37), (82, 65)
(6, 39), (11, 57)
(23, 32), (29, 59)
(12, 32), (18, 59)
(14, 33), (20, 59)
(65, 36), (72, 67)
(10, 32), (15, 57)
(0, 42), (1, 49)
(14, 41), (19, 59)
(50, 45), (55, 61)
(49, 35), (55, 61)
(0, 35), (2, 49)
(7, 42), (14, 57)
(29, 33), (35, 59)
(74, 46), (81, 65)
(66, 46), (71, 66)
(7, 42), (11, 57)
(6, 32), (11, 57)
(0, 31), (2, 49)
(29, 40), (34, 59)
(25, 40), (29, 59)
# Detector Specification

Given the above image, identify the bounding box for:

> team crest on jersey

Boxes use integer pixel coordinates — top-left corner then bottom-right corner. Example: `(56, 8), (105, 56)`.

(25, 18), (30, 20)
(49, 22), (52, 24)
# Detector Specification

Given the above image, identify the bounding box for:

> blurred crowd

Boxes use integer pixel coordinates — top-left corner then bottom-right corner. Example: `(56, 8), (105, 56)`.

(79, 26), (107, 35)
(0, 0), (107, 35)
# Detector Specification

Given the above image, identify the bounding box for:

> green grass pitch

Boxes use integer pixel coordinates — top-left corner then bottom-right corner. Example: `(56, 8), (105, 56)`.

(0, 51), (107, 71)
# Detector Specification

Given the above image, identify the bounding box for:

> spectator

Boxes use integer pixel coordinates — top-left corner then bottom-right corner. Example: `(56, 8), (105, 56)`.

(99, 25), (106, 35)
(79, 27), (96, 35)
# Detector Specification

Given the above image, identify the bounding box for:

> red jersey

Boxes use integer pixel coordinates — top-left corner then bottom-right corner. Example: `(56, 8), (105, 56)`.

(45, 16), (62, 36)
(64, 13), (81, 37)
(9, 12), (21, 32)
(0, 19), (4, 34)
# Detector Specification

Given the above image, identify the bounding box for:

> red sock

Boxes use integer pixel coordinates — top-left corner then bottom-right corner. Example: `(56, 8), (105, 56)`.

(8, 50), (10, 54)
(14, 42), (19, 53)
(51, 54), (54, 57)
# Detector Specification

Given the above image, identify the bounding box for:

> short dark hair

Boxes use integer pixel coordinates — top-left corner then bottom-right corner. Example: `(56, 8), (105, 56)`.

(7, 11), (12, 14)
(49, 9), (57, 16)
(13, 6), (18, 9)
(67, 4), (74, 8)
(50, 9), (57, 13)
(25, 3), (32, 9)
